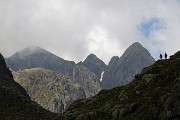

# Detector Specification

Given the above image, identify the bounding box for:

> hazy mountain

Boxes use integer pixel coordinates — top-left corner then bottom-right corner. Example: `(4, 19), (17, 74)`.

(0, 53), (56, 120)
(13, 68), (86, 114)
(73, 65), (102, 98)
(82, 54), (107, 79)
(102, 42), (155, 89)
(5, 46), (76, 77)
(5, 46), (102, 114)
(60, 51), (180, 120)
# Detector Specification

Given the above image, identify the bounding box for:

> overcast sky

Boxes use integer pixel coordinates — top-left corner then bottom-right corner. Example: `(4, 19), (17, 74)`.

(0, 0), (180, 64)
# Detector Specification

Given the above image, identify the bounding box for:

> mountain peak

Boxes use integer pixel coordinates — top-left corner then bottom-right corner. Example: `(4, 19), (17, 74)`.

(20, 45), (46, 54)
(6, 46), (76, 76)
(122, 42), (154, 60)
(60, 51), (180, 120)
(25, 45), (44, 51)
(102, 42), (155, 89)
(126, 42), (144, 52)
(9, 46), (47, 60)
(83, 54), (107, 79)
(86, 53), (98, 60)
(131, 42), (142, 47)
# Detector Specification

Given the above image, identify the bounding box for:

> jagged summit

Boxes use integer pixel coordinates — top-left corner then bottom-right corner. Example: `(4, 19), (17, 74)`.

(85, 53), (98, 60)
(108, 56), (119, 67)
(102, 42), (155, 89)
(121, 42), (154, 60)
(83, 53), (107, 79)
(60, 51), (180, 120)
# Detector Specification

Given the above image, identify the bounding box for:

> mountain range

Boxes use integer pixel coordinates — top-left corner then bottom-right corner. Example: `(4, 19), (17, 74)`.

(1, 42), (180, 120)
(4, 42), (155, 114)
(60, 51), (180, 120)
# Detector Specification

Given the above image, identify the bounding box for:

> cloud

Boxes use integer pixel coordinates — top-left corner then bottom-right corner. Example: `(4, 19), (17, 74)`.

(0, 0), (180, 63)
(86, 26), (123, 63)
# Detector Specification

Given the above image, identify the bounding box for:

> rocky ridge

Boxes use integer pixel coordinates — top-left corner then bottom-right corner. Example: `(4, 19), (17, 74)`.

(5, 46), (76, 77)
(102, 42), (155, 89)
(0, 53), (57, 120)
(60, 51), (180, 120)
(82, 54), (107, 79)
(13, 68), (86, 114)
(73, 65), (102, 98)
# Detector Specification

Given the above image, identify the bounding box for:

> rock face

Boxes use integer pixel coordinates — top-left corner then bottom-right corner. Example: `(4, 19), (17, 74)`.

(5, 46), (103, 114)
(102, 42), (155, 89)
(60, 51), (180, 120)
(82, 54), (107, 79)
(5, 46), (76, 77)
(73, 65), (102, 98)
(13, 68), (86, 114)
(0, 53), (56, 120)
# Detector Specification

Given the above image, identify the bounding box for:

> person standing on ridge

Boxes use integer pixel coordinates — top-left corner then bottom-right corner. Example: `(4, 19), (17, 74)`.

(160, 54), (163, 60)
(165, 52), (167, 59)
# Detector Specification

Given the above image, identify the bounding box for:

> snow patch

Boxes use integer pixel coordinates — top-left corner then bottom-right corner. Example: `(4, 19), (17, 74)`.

(100, 71), (104, 82)
(9, 68), (14, 72)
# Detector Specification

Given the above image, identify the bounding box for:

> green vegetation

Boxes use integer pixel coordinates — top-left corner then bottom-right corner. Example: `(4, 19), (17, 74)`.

(13, 68), (85, 114)
(0, 53), (57, 120)
(0, 84), (57, 120)
(60, 51), (180, 120)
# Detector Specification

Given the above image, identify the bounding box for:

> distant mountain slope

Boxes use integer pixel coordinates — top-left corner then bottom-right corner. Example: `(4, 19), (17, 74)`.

(102, 42), (155, 89)
(13, 68), (86, 114)
(0, 53), (56, 120)
(60, 51), (180, 120)
(82, 54), (107, 79)
(73, 65), (102, 98)
(5, 46), (75, 77)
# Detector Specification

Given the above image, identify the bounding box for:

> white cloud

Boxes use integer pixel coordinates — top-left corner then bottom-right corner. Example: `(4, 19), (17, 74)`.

(86, 26), (122, 63)
(0, 0), (180, 63)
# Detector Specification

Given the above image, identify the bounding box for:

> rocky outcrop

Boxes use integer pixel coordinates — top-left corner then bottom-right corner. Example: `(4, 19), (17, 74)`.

(0, 53), (56, 120)
(13, 68), (86, 114)
(5, 47), (104, 114)
(0, 53), (29, 98)
(102, 42), (155, 89)
(60, 51), (180, 120)
(82, 54), (107, 79)
(5, 46), (76, 77)
(73, 65), (102, 98)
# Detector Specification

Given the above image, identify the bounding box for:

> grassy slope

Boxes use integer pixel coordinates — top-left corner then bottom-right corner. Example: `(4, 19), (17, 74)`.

(60, 51), (180, 120)
(0, 54), (57, 120)
(13, 68), (84, 114)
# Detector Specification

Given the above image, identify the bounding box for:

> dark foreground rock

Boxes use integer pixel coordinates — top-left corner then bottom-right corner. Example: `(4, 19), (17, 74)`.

(0, 53), (57, 120)
(59, 51), (180, 120)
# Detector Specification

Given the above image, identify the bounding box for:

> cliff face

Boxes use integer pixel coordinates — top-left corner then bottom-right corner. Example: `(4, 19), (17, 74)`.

(102, 42), (155, 89)
(82, 54), (107, 79)
(0, 53), (56, 120)
(73, 65), (102, 98)
(60, 51), (180, 120)
(5, 46), (103, 115)
(13, 68), (86, 114)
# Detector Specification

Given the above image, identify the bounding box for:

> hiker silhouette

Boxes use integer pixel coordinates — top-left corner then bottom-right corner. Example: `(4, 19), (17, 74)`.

(165, 52), (167, 59)
(160, 54), (163, 60)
